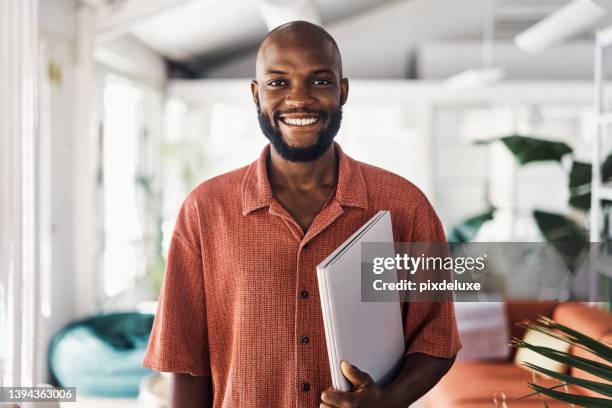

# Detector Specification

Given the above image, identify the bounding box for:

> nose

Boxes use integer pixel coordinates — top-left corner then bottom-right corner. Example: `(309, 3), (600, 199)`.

(285, 83), (314, 109)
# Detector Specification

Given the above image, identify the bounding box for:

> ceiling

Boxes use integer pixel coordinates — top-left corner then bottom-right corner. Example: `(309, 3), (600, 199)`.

(94, 0), (607, 78)
(127, 0), (402, 72)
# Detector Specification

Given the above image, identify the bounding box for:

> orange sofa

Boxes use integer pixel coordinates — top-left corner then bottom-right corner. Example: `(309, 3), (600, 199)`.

(424, 302), (612, 407)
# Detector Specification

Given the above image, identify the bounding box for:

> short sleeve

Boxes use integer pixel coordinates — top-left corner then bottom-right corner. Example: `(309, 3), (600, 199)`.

(402, 195), (462, 358)
(143, 197), (211, 376)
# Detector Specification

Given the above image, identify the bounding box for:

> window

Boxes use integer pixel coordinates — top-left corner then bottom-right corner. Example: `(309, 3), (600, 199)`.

(102, 77), (145, 297)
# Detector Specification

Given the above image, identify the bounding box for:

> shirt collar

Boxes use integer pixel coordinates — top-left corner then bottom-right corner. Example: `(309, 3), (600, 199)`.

(241, 142), (369, 216)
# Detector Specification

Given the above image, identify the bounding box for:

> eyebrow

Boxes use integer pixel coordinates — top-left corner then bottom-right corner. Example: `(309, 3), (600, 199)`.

(264, 68), (336, 76)
(311, 69), (335, 76)
(266, 69), (288, 75)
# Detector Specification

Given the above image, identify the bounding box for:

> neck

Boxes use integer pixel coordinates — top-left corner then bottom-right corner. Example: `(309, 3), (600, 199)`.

(268, 144), (338, 192)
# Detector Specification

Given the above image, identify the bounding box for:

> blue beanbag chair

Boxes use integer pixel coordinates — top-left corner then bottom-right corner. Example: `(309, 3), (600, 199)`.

(48, 312), (154, 397)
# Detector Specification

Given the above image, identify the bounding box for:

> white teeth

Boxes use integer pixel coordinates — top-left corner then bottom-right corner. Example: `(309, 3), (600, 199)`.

(283, 117), (318, 126)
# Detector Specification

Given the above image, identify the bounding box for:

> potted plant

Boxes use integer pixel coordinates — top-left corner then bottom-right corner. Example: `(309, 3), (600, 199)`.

(448, 135), (612, 304)
(510, 316), (612, 407)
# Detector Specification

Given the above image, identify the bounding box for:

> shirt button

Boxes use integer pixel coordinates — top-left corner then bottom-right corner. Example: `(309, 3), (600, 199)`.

(301, 382), (310, 392)
(300, 335), (309, 345)
(300, 289), (309, 299)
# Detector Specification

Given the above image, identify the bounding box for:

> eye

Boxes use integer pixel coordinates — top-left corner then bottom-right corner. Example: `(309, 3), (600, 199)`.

(267, 79), (287, 87)
(312, 79), (332, 86)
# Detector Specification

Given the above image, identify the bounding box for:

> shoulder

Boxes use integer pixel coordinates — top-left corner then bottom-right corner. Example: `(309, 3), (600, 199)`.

(354, 159), (445, 242)
(188, 165), (249, 203)
(175, 165), (249, 228)
(355, 160), (431, 210)
(184, 165), (249, 206)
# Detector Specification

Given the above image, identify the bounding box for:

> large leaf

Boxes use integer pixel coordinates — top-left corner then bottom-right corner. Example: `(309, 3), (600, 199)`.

(513, 341), (612, 382)
(569, 161), (593, 209)
(604, 154), (612, 181)
(527, 383), (612, 407)
(476, 135), (573, 165)
(533, 210), (587, 271)
(447, 207), (495, 243)
(523, 362), (612, 397)
(514, 319), (612, 406)
(533, 210), (587, 241)
(568, 155), (612, 210)
(530, 317), (612, 362)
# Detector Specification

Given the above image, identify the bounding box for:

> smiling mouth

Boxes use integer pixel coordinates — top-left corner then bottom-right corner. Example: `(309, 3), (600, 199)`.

(279, 115), (321, 127)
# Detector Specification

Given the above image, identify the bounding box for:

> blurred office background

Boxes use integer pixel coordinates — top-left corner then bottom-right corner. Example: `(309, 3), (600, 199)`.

(2, 0), (612, 406)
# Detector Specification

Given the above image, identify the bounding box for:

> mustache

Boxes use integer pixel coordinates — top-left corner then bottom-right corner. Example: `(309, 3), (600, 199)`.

(272, 109), (329, 121)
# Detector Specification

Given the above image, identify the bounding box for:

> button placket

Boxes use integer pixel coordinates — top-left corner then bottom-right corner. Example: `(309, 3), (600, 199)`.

(295, 243), (314, 404)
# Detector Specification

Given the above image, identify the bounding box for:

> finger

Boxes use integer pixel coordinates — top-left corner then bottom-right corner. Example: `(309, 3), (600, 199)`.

(321, 387), (356, 406)
(319, 404), (334, 408)
(340, 360), (374, 389)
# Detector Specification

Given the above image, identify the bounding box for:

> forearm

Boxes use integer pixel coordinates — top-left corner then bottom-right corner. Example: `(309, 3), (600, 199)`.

(381, 352), (456, 407)
(169, 373), (213, 408)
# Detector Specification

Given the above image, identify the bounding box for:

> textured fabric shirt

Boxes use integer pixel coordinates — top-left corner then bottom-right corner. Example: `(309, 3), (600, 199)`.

(143, 142), (461, 408)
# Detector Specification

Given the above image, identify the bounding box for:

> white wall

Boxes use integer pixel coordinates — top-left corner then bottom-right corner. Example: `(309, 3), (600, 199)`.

(418, 41), (605, 80)
(39, 0), (79, 384)
(2, 0), (41, 387)
(95, 34), (167, 89)
(39, 0), (77, 38)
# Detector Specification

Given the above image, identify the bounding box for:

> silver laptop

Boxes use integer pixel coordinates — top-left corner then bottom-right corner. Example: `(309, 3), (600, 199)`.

(317, 210), (405, 392)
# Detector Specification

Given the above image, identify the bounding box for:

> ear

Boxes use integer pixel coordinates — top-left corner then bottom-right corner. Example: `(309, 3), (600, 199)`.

(340, 78), (349, 106)
(251, 80), (260, 106)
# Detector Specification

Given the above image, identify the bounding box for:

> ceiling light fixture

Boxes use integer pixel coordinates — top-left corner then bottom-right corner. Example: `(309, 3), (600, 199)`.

(445, 67), (505, 90)
(445, 0), (505, 91)
(514, 0), (612, 54)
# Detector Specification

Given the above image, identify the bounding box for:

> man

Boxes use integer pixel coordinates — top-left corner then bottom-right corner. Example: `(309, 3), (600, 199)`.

(143, 21), (461, 408)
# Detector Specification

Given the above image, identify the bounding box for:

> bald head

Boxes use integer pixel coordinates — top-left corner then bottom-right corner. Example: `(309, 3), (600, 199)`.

(256, 21), (343, 78)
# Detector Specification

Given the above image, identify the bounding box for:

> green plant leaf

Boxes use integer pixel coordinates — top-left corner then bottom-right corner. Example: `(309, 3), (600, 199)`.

(532, 210), (587, 271)
(533, 210), (587, 241)
(513, 341), (612, 382)
(519, 383), (571, 400)
(514, 318), (612, 406)
(476, 135), (573, 165)
(527, 382), (612, 407)
(523, 362), (612, 397)
(569, 161), (593, 210)
(604, 154), (612, 181)
(447, 207), (495, 243)
(531, 318), (612, 362)
(568, 155), (612, 210)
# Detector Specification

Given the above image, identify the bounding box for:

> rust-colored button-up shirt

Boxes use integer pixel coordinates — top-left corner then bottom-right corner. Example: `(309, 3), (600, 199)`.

(143, 143), (461, 408)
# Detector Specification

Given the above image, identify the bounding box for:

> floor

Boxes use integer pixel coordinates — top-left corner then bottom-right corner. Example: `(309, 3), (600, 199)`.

(60, 396), (139, 408)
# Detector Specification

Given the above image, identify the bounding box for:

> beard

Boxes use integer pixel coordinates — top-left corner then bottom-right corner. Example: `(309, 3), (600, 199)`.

(256, 104), (343, 162)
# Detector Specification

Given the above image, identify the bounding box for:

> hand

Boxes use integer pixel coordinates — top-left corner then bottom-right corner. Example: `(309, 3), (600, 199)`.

(320, 361), (388, 408)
